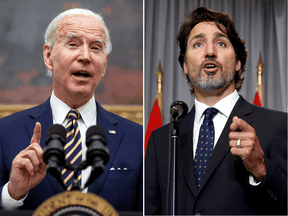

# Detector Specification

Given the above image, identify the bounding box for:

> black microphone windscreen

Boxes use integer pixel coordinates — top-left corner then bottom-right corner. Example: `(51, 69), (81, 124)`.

(170, 101), (188, 119)
(86, 125), (106, 142)
(46, 124), (66, 140)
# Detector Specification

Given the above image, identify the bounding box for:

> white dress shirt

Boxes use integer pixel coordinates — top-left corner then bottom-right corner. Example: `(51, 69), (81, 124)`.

(1, 91), (97, 210)
(193, 90), (239, 158)
(193, 90), (260, 186)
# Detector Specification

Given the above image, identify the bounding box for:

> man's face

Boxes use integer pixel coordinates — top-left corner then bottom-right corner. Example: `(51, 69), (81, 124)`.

(183, 21), (241, 92)
(44, 14), (108, 104)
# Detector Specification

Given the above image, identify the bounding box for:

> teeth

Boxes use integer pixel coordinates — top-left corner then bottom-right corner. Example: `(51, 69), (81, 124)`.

(78, 71), (87, 74)
(73, 71), (90, 77)
(206, 64), (215, 68)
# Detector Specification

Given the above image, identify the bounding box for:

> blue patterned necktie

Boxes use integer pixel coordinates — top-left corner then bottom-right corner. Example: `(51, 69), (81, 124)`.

(194, 107), (218, 188)
(62, 109), (82, 191)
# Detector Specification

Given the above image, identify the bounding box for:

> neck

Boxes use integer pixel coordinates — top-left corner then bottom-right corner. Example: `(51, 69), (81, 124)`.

(194, 83), (236, 106)
(53, 90), (92, 109)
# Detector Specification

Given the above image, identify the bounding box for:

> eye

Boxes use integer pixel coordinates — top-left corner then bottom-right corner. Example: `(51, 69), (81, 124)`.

(194, 43), (202, 48)
(91, 44), (105, 53)
(68, 42), (77, 47)
(217, 42), (226, 47)
(91, 46), (100, 50)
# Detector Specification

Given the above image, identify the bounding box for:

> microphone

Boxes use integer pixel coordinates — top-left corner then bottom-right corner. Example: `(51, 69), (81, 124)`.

(167, 101), (188, 214)
(84, 125), (109, 188)
(43, 124), (66, 189)
(170, 101), (188, 119)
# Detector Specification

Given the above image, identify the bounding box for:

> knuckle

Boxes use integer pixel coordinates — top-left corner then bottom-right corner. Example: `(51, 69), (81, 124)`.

(244, 148), (250, 156)
(22, 159), (29, 167)
(229, 140), (233, 146)
(24, 150), (34, 158)
(229, 132), (236, 139)
(249, 140), (255, 146)
(248, 132), (255, 139)
(228, 133), (232, 140)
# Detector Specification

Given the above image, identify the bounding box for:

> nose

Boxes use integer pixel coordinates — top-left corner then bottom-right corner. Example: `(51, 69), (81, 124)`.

(204, 42), (216, 59)
(78, 46), (91, 63)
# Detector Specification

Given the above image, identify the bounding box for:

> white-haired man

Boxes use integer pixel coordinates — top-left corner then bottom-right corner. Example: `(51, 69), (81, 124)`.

(0, 8), (143, 212)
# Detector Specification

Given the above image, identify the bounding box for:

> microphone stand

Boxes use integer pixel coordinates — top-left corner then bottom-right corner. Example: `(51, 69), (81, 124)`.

(44, 125), (109, 192)
(166, 113), (180, 215)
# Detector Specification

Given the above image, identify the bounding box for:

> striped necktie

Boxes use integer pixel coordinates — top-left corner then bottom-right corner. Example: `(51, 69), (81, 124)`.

(62, 109), (82, 191)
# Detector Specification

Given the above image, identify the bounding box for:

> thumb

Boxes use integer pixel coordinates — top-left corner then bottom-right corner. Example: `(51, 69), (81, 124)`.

(30, 122), (41, 145)
(230, 116), (253, 133)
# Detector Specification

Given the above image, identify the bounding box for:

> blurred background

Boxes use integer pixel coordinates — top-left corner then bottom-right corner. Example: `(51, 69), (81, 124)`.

(145, 0), (287, 127)
(0, 0), (143, 106)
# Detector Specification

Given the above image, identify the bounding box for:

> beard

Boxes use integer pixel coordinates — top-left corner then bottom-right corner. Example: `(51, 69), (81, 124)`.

(188, 61), (235, 91)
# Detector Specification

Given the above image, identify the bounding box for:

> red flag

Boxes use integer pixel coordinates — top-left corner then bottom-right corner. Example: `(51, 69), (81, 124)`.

(253, 91), (262, 106)
(145, 98), (162, 154)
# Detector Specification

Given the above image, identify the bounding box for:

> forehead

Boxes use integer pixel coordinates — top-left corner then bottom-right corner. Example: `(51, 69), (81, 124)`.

(189, 21), (227, 39)
(56, 14), (106, 39)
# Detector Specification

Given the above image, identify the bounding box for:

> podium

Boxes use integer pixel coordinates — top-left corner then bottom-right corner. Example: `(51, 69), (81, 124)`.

(0, 211), (142, 216)
(32, 191), (118, 215)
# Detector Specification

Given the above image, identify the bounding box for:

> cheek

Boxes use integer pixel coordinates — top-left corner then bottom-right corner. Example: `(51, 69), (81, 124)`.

(56, 53), (72, 68)
(224, 53), (237, 69)
(185, 54), (195, 69)
(93, 56), (107, 73)
(187, 58), (200, 73)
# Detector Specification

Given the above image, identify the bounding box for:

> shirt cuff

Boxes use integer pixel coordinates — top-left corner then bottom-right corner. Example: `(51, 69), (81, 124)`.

(249, 175), (262, 186)
(1, 182), (28, 210)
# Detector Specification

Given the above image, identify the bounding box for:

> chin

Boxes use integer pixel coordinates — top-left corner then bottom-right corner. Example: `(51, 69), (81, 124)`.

(69, 87), (93, 98)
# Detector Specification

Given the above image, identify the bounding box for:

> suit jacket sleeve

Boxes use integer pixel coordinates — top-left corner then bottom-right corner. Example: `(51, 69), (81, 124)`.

(145, 131), (160, 214)
(252, 111), (287, 214)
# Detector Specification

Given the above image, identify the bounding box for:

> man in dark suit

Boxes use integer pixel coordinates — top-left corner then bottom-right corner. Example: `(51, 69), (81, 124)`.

(0, 8), (142, 211)
(145, 7), (287, 215)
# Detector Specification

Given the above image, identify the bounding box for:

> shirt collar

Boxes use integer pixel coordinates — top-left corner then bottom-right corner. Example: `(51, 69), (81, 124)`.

(50, 91), (97, 127)
(195, 89), (239, 123)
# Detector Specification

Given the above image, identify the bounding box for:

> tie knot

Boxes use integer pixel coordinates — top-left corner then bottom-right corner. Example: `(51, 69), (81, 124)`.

(203, 107), (218, 120)
(67, 109), (81, 120)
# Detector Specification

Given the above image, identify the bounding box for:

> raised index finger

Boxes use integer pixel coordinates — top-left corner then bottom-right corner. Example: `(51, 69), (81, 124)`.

(30, 122), (42, 145)
(230, 116), (253, 133)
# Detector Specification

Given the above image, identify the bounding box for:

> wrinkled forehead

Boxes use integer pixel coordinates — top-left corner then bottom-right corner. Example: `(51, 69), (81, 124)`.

(56, 14), (106, 40)
(190, 21), (228, 36)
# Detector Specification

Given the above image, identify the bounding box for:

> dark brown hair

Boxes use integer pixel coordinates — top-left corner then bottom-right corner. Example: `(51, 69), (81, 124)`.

(177, 7), (248, 94)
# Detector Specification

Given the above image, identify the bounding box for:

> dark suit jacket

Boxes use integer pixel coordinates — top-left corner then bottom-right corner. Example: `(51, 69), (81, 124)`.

(0, 98), (143, 211)
(145, 96), (287, 215)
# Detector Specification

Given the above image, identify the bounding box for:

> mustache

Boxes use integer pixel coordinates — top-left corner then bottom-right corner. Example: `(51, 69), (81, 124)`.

(200, 57), (223, 71)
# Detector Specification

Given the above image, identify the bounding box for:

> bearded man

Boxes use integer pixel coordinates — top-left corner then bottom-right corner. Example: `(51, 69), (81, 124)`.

(145, 7), (287, 215)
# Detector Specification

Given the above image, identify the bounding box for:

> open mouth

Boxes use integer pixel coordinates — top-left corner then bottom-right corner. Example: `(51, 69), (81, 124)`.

(203, 62), (219, 75)
(72, 71), (91, 78)
(205, 64), (216, 69)
(203, 62), (218, 69)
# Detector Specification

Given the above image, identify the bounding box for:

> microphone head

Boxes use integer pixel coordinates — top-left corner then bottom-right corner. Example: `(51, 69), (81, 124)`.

(45, 124), (66, 144)
(45, 124), (66, 146)
(43, 124), (66, 166)
(86, 125), (107, 146)
(170, 101), (188, 119)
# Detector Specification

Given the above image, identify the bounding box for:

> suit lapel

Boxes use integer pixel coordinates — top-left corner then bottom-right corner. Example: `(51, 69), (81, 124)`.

(24, 98), (64, 194)
(23, 99), (125, 195)
(198, 96), (253, 192)
(88, 102), (124, 194)
(24, 98), (53, 153)
(178, 107), (198, 197)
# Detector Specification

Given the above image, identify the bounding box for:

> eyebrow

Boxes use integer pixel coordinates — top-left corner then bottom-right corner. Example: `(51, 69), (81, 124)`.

(65, 34), (105, 43)
(214, 32), (228, 39)
(190, 33), (205, 42)
(189, 32), (228, 43)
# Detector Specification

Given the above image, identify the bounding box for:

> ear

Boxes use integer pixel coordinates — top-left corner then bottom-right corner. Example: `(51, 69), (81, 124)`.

(183, 57), (188, 75)
(43, 44), (53, 71)
(235, 59), (241, 72)
(101, 55), (109, 78)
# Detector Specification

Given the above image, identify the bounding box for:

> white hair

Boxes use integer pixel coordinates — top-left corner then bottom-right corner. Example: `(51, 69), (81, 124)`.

(44, 8), (112, 54)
